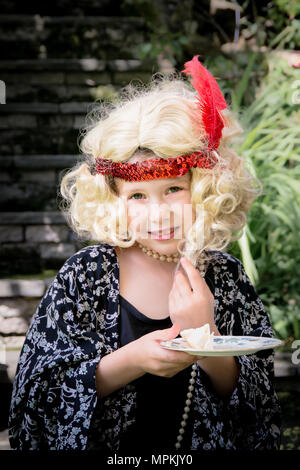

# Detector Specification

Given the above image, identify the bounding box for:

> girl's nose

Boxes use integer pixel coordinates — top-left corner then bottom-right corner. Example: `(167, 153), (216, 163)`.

(148, 202), (172, 228)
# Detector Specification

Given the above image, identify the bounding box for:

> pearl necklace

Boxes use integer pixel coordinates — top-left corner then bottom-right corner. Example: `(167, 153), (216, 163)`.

(137, 242), (180, 263)
(137, 242), (204, 450)
(175, 362), (198, 450)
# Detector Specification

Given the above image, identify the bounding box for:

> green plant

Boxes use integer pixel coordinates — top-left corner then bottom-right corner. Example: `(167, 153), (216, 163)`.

(226, 52), (300, 343)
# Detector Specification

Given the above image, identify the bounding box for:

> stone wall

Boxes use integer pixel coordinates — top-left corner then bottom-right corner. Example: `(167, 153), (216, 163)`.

(0, 9), (155, 275)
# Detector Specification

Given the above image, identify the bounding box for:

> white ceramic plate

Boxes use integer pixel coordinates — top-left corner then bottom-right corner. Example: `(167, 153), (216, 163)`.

(160, 336), (283, 356)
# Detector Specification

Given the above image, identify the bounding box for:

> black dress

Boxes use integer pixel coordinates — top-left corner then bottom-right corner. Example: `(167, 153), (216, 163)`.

(8, 243), (282, 450)
(118, 294), (193, 453)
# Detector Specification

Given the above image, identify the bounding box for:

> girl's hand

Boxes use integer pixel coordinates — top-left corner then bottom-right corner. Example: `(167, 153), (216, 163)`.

(133, 323), (203, 378)
(168, 257), (216, 332)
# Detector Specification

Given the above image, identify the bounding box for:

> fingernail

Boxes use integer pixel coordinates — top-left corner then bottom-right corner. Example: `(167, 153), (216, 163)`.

(181, 257), (186, 263)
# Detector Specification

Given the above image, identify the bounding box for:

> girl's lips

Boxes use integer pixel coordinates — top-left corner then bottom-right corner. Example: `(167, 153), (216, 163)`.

(148, 227), (177, 240)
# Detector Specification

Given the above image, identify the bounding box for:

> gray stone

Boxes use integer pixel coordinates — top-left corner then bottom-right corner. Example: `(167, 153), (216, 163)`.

(0, 181), (56, 208)
(73, 115), (86, 129)
(46, 115), (74, 128)
(274, 351), (299, 377)
(26, 224), (69, 242)
(0, 59), (106, 71)
(17, 170), (56, 182)
(0, 279), (45, 297)
(0, 211), (66, 225)
(0, 226), (23, 243)
(0, 315), (29, 335)
(65, 72), (110, 85)
(0, 116), (9, 129)
(107, 59), (144, 72)
(0, 298), (40, 319)
(8, 114), (37, 128)
(40, 242), (76, 260)
(112, 71), (151, 85)
(274, 360), (298, 377)
(0, 171), (11, 182)
(0, 170), (56, 183)
(0, 428), (10, 450)
(0, 335), (26, 348)
(30, 72), (65, 85)
(0, 103), (59, 114)
(59, 102), (92, 114)
(0, 155), (80, 171)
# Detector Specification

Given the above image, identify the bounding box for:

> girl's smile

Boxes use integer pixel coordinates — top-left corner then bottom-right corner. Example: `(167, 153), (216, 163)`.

(115, 163), (195, 254)
(148, 226), (178, 240)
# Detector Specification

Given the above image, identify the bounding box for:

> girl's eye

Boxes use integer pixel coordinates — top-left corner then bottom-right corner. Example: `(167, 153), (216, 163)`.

(129, 193), (145, 200)
(129, 187), (182, 200)
(168, 186), (182, 193)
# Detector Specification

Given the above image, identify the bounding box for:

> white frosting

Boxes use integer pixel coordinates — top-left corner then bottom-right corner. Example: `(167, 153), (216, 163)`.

(180, 323), (215, 349)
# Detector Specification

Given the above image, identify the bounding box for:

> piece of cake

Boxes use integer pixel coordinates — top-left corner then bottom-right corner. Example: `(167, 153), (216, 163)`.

(180, 323), (215, 349)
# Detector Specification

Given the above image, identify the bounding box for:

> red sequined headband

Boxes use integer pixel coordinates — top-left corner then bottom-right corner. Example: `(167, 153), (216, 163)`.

(95, 150), (218, 182)
(94, 56), (228, 182)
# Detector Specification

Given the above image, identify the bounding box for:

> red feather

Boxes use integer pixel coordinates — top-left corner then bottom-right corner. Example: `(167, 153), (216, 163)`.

(182, 55), (228, 150)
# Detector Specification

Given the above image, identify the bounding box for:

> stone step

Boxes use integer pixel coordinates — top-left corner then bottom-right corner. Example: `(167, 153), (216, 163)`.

(0, 154), (79, 170)
(0, 101), (92, 114)
(0, 241), (81, 275)
(0, 155), (81, 211)
(0, 1), (129, 15)
(0, 176), (68, 211)
(0, 211), (83, 275)
(0, 15), (145, 25)
(0, 211), (65, 224)
(0, 58), (153, 72)
(0, 58), (153, 103)
(0, 15), (147, 60)
(0, 127), (79, 156)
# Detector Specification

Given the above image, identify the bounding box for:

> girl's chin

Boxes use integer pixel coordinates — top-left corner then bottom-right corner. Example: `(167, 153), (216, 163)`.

(136, 237), (181, 252)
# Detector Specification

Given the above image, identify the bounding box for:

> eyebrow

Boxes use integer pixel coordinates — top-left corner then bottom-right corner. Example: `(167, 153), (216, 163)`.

(123, 178), (190, 193)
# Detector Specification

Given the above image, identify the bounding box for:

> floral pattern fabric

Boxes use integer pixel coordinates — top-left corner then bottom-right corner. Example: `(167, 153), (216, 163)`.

(8, 243), (281, 450)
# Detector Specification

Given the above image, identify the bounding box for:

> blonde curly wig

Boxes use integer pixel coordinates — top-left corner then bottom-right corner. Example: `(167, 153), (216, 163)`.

(59, 72), (262, 269)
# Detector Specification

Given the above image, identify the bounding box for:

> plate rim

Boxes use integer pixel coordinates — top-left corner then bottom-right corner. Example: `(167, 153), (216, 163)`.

(160, 335), (283, 353)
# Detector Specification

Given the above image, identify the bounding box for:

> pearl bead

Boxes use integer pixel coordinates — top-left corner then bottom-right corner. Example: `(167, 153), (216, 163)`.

(177, 435), (183, 441)
(185, 399), (191, 406)
(137, 243), (179, 264)
(175, 443), (181, 449)
(187, 392), (192, 398)
(181, 420), (187, 427)
(188, 385), (194, 392)
(191, 371), (196, 377)
(190, 378), (195, 384)
(184, 406), (190, 413)
(179, 428), (185, 435)
(182, 413), (188, 420)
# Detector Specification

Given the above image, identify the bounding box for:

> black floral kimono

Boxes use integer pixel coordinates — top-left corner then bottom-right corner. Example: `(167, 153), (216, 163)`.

(8, 243), (281, 450)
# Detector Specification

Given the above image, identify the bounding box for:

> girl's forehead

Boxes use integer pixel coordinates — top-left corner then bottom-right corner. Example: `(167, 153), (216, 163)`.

(116, 172), (191, 192)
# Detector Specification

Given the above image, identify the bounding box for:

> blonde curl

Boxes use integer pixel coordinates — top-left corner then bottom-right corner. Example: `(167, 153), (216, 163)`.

(59, 72), (262, 270)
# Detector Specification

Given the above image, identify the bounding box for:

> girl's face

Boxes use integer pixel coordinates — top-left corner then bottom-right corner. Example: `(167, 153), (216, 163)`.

(115, 171), (196, 255)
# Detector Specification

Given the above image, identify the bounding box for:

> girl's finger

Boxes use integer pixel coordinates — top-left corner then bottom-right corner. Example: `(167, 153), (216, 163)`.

(180, 257), (205, 293)
(171, 284), (182, 304)
(174, 271), (192, 297)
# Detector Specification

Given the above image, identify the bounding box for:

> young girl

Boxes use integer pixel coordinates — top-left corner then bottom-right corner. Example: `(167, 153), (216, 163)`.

(8, 56), (281, 451)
